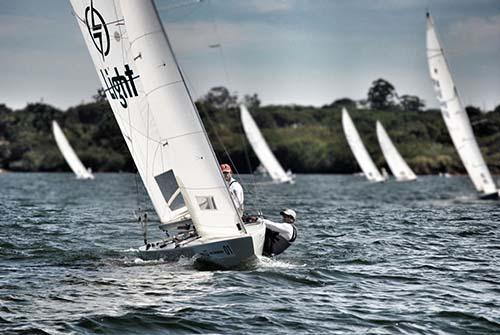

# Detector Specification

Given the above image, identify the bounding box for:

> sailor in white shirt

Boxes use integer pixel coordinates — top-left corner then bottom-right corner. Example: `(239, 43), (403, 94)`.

(259, 209), (297, 256)
(221, 164), (244, 213)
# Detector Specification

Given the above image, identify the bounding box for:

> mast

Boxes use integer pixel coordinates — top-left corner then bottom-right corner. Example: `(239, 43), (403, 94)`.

(120, 0), (244, 238)
(69, 0), (244, 238)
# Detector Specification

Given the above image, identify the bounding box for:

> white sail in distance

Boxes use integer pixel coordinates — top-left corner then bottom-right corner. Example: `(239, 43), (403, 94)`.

(70, 0), (244, 239)
(376, 121), (417, 181)
(240, 105), (293, 183)
(342, 108), (385, 182)
(426, 12), (497, 197)
(52, 120), (94, 180)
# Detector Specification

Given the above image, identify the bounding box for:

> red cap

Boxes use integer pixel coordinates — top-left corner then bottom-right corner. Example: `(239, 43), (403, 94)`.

(220, 164), (232, 173)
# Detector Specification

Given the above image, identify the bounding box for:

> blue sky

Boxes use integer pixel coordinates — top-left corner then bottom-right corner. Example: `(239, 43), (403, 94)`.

(1, 0), (500, 110)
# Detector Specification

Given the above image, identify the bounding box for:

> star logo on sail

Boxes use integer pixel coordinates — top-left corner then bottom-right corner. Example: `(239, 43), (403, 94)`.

(85, 1), (110, 59)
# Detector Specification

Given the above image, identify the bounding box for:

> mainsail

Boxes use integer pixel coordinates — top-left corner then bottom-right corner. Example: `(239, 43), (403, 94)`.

(240, 105), (293, 183)
(52, 120), (94, 180)
(426, 12), (497, 196)
(376, 121), (417, 181)
(342, 108), (385, 182)
(70, 0), (244, 239)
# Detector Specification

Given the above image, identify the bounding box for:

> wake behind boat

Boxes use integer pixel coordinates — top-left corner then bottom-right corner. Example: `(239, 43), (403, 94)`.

(69, 0), (269, 268)
(52, 120), (94, 180)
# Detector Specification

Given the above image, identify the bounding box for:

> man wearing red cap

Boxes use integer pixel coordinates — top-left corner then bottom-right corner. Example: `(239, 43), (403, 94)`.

(220, 164), (244, 214)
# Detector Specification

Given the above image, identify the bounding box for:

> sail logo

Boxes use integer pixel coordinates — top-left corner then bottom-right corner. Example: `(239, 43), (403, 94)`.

(100, 65), (139, 108)
(85, 1), (110, 59)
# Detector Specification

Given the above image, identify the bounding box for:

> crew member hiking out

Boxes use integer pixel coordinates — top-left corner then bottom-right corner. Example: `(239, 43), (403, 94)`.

(258, 209), (297, 257)
(221, 164), (244, 214)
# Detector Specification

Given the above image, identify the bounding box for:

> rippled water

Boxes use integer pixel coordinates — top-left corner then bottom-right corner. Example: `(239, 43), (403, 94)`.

(1, 173), (499, 334)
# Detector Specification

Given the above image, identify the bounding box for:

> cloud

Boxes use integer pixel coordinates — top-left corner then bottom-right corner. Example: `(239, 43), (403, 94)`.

(249, 0), (292, 13)
(164, 18), (314, 54)
(448, 15), (500, 54)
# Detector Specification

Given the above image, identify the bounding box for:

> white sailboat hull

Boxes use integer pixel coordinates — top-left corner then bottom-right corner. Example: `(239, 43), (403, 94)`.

(138, 222), (266, 269)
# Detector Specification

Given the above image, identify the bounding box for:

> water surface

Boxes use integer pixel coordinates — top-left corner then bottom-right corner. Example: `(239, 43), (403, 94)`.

(1, 173), (499, 334)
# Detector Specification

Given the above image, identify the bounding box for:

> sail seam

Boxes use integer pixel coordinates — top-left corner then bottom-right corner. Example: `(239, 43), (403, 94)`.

(146, 80), (183, 96)
(128, 30), (163, 46)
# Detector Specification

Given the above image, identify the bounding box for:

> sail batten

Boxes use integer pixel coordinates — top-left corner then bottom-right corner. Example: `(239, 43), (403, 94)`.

(342, 108), (385, 182)
(240, 105), (292, 183)
(426, 12), (497, 196)
(376, 121), (417, 181)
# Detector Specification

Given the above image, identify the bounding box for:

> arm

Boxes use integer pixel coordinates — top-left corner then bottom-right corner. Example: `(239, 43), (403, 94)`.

(259, 218), (293, 241)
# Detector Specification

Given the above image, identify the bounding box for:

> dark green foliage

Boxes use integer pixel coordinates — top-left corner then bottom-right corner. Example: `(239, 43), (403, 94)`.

(367, 78), (398, 110)
(400, 95), (425, 112)
(1, 85), (500, 175)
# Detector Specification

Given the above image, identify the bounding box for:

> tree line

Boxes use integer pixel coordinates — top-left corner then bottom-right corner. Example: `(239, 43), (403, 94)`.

(1, 78), (500, 175)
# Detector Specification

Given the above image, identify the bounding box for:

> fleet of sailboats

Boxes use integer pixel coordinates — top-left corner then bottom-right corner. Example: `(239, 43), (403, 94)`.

(240, 105), (294, 184)
(70, 0), (266, 268)
(52, 120), (94, 180)
(376, 121), (417, 182)
(57, 3), (500, 268)
(426, 12), (498, 199)
(342, 108), (385, 182)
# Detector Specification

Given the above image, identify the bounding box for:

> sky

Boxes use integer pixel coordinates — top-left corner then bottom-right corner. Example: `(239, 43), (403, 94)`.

(1, 0), (500, 110)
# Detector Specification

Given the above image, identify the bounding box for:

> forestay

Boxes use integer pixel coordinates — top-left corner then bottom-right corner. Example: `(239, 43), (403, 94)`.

(52, 120), (94, 180)
(376, 121), (417, 181)
(342, 108), (385, 182)
(70, 0), (243, 239)
(240, 105), (292, 183)
(426, 13), (497, 195)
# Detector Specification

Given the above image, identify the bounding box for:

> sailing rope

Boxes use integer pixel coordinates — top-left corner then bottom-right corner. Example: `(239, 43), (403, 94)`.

(205, 0), (264, 214)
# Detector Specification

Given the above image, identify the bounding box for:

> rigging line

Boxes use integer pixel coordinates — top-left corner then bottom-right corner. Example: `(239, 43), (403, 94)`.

(151, 3), (247, 233)
(207, 0), (231, 89)
(238, 120), (262, 205)
(206, 0), (263, 211)
(201, 1), (245, 178)
(112, 0), (149, 218)
(189, 87), (241, 176)
(178, 64), (243, 179)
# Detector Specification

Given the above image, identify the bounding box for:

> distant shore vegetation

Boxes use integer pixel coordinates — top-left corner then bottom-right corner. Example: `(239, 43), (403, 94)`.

(1, 78), (500, 175)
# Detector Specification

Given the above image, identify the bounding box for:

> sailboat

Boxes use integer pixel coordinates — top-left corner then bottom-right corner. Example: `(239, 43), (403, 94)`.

(240, 105), (294, 184)
(376, 121), (417, 181)
(342, 108), (385, 182)
(426, 12), (498, 199)
(69, 0), (266, 268)
(52, 120), (94, 180)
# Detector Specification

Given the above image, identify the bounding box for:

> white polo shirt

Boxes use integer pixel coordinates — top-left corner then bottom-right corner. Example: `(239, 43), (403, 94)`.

(259, 218), (294, 241)
(228, 177), (244, 212)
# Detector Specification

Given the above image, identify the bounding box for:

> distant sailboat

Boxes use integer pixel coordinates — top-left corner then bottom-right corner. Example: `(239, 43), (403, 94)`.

(240, 105), (294, 184)
(376, 121), (417, 181)
(426, 12), (498, 199)
(254, 164), (268, 176)
(52, 120), (94, 180)
(70, 0), (268, 268)
(342, 108), (385, 182)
